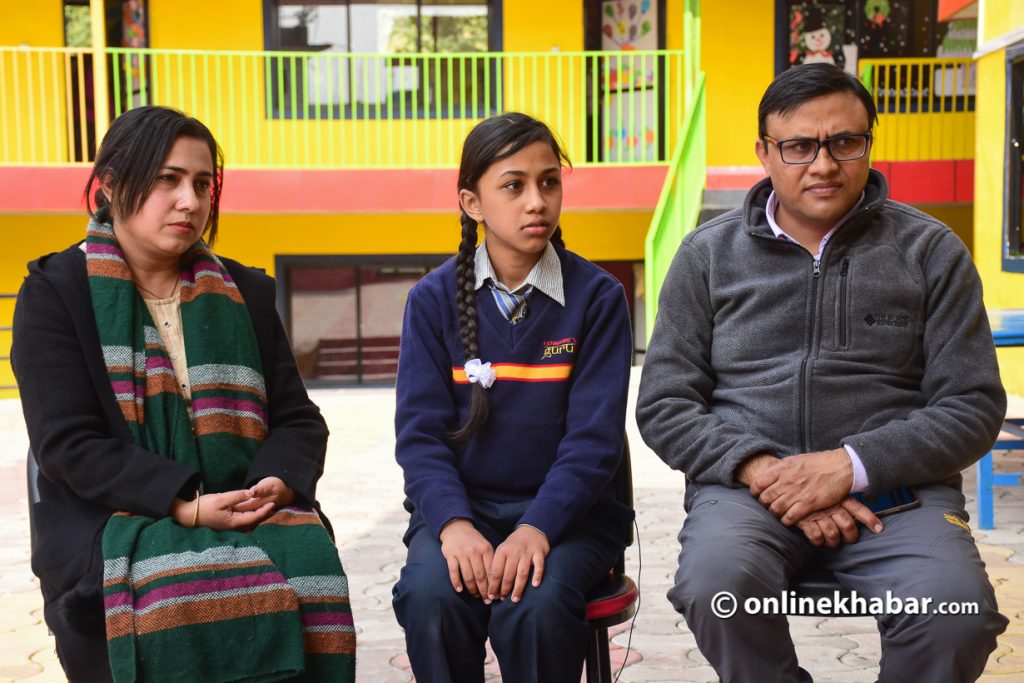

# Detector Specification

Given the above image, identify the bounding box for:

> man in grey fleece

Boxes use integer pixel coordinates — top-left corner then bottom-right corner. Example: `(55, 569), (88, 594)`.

(637, 63), (1008, 682)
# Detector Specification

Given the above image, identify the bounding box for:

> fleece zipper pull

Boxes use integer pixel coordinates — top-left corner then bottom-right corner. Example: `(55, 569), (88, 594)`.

(812, 259), (821, 278)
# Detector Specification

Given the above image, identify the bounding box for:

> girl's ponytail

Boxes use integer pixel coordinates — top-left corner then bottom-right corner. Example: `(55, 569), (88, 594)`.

(551, 226), (565, 250)
(451, 212), (489, 442)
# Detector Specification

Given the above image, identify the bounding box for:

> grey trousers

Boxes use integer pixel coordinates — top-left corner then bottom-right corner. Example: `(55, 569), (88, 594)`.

(669, 483), (1008, 683)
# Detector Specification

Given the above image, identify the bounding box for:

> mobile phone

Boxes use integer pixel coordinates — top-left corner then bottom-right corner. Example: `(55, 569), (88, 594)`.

(851, 486), (920, 516)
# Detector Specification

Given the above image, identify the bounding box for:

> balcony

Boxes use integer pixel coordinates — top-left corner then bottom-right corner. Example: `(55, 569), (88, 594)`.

(709, 57), (977, 204)
(862, 56), (976, 203)
(861, 57), (975, 161)
(0, 46), (687, 170)
(0, 46), (695, 394)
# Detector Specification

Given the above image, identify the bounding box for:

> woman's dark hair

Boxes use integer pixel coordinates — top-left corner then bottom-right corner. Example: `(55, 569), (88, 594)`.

(84, 105), (225, 244)
(451, 112), (571, 442)
(757, 63), (879, 141)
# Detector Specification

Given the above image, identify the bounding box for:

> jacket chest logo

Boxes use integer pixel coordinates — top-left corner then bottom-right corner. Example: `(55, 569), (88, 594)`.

(542, 337), (577, 360)
(864, 313), (911, 329)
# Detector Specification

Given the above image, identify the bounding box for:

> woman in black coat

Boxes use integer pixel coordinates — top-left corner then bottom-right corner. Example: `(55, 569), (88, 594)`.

(13, 106), (354, 682)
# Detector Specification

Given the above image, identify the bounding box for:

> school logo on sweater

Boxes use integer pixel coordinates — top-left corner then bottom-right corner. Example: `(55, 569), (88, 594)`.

(542, 337), (577, 360)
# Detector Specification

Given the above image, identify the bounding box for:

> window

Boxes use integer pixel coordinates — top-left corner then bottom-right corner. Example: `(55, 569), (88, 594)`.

(64, 0), (91, 47)
(279, 255), (448, 384)
(1005, 45), (1024, 272)
(264, 0), (500, 119)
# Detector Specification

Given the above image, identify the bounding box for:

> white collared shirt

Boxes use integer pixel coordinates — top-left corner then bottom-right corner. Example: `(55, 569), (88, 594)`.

(474, 240), (565, 307)
(765, 190), (865, 258)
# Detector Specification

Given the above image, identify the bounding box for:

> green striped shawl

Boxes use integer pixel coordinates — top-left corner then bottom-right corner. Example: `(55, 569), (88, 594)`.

(88, 216), (354, 682)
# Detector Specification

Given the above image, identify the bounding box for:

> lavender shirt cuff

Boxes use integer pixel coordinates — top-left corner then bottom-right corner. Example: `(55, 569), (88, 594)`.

(844, 444), (869, 493)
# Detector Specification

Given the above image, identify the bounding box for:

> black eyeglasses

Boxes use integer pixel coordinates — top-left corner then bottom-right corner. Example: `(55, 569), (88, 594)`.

(763, 133), (872, 165)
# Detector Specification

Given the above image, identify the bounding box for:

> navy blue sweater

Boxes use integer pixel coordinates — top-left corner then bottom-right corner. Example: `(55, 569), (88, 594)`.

(395, 247), (633, 543)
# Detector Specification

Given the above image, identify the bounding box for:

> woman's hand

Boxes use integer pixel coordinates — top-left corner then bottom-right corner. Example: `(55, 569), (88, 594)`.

(170, 490), (275, 531)
(488, 525), (550, 603)
(439, 519), (495, 599)
(242, 476), (296, 510)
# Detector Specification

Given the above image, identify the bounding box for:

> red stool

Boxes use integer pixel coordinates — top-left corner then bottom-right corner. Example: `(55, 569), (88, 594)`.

(583, 440), (638, 682)
(584, 569), (639, 682)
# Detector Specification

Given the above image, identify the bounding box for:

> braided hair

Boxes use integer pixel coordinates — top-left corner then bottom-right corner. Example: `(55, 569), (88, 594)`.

(450, 112), (570, 442)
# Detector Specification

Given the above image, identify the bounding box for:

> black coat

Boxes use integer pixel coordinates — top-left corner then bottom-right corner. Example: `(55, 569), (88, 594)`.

(11, 243), (329, 643)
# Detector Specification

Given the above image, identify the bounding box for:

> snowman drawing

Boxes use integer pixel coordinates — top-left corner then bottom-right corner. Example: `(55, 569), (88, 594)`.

(801, 7), (836, 65)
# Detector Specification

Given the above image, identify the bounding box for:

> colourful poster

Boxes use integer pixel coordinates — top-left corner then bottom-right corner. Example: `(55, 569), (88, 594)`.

(856, 0), (910, 58)
(788, 4), (845, 68)
(603, 89), (657, 163)
(601, 1), (656, 51)
(122, 0), (146, 48)
(122, 0), (148, 108)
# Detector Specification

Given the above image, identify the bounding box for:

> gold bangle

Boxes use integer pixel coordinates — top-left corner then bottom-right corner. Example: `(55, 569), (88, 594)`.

(191, 490), (201, 528)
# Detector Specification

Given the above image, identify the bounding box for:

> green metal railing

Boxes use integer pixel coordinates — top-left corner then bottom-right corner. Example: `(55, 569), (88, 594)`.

(643, 0), (703, 338)
(0, 46), (687, 169)
(644, 72), (706, 337)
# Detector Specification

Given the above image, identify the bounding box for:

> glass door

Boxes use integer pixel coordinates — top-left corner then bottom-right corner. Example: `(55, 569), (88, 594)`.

(284, 258), (443, 384)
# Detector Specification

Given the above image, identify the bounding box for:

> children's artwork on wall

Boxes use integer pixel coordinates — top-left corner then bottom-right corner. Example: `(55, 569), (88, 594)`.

(864, 0), (891, 28)
(935, 19), (977, 97)
(601, 1), (657, 51)
(122, 0), (148, 108)
(598, 0), (661, 162)
(936, 19), (977, 58)
(603, 89), (657, 162)
(601, 1), (658, 89)
(856, 0), (910, 58)
(789, 4), (846, 68)
(122, 0), (146, 48)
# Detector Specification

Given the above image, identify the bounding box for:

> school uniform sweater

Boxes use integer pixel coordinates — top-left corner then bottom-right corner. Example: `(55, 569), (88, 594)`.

(394, 246), (633, 544)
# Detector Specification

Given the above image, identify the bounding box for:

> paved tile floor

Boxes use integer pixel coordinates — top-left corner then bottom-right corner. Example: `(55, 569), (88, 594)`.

(1, 372), (1023, 682)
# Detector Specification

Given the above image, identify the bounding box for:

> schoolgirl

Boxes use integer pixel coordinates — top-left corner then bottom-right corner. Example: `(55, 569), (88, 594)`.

(392, 112), (634, 682)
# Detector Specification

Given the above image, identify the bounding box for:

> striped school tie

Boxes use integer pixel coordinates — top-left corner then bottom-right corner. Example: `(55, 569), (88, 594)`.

(487, 280), (534, 325)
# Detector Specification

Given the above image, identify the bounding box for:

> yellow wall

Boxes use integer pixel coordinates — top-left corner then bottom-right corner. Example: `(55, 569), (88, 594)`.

(501, 2), (587, 156)
(665, 0), (684, 51)
(0, 206), (649, 396)
(0, 213), (83, 397)
(0, 2), (63, 46)
(701, 0), (774, 167)
(150, 0), (263, 51)
(0, 209), (648, 293)
(973, 49), (1024, 395)
(982, 0), (1024, 43)
(503, 2), (583, 52)
(211, 209), (649, 272)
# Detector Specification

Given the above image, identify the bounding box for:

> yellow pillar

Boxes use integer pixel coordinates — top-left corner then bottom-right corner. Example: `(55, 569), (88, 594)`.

(90, 0), (109, 142)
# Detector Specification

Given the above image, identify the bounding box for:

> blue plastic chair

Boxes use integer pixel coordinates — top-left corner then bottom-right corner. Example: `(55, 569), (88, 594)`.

(976, 418), (1024, 529)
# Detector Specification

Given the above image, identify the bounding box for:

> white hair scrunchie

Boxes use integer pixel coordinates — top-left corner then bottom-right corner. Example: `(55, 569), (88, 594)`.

(464, 358), (496, 389)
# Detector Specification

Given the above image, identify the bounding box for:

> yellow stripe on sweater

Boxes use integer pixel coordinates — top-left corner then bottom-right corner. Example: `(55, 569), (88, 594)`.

(452, 363), (573, 383)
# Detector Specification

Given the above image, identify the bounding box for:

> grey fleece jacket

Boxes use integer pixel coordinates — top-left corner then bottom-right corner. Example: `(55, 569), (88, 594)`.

(636, 169), (1006, 495)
